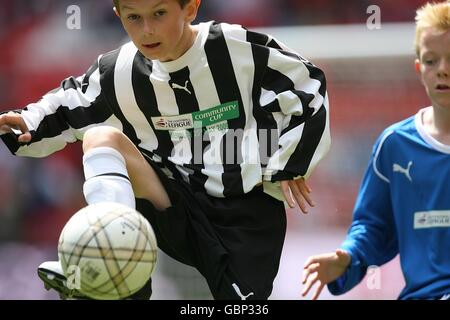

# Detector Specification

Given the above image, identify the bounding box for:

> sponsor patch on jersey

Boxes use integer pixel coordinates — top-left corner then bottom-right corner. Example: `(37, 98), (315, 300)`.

(414, 210), (450, 229)
(192, 101), (239, 127)
(151, 114), (194, 131)
(151, 101), (239, 131)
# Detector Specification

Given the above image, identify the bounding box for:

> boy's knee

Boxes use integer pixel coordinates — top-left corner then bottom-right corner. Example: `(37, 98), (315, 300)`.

(82, 126), (124, 152)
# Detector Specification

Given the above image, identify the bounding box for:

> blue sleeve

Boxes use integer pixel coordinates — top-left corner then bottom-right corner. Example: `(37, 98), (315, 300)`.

(328, 132), (399, 295)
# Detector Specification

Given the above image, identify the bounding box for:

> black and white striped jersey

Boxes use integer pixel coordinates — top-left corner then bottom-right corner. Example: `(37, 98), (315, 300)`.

(1, 21), (330, 200)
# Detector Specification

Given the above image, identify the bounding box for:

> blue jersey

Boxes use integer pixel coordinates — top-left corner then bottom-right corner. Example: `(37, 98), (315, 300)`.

(328, 108), (450, 299)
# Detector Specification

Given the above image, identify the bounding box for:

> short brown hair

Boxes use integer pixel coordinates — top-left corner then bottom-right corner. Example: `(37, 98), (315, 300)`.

(113, 0), (192, 13)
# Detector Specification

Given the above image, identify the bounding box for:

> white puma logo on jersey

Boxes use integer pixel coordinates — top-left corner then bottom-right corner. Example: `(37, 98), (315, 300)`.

(171, 81), (191, 95)
(232, 283), (254, 300)
(393, 161), (413, 182)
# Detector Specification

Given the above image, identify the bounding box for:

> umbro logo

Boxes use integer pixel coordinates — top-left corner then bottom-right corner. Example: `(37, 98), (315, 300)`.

(171, 80), (192, 95)
(393, 161), (413, 182)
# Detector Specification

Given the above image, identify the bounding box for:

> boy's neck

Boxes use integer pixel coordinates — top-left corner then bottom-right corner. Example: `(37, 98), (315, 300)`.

(423, 106), (450, 145)
(169, 24), (198, 63)
(188, 25), (199, 50)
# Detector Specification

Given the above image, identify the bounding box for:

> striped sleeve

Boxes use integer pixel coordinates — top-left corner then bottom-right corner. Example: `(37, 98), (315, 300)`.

(257, 36), (331, 181)
(1, 56), (113, 157)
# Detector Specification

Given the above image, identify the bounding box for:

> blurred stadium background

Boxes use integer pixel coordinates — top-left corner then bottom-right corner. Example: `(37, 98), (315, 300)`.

(0, 0), (432, 299)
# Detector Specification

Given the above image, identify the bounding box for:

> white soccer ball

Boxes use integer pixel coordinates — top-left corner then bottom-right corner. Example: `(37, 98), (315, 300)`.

(57, 202), (157, 300)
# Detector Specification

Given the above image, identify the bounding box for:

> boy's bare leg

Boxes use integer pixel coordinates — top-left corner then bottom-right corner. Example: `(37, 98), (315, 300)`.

(38, 126), (167, 300)
(82, 126), (171, 211)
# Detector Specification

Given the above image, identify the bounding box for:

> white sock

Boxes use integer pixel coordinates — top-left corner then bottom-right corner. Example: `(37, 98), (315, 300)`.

(82, 146), (135, 209)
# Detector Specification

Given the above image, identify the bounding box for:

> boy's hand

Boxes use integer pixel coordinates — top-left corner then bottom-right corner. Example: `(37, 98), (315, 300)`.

(0, 111), (31, 143)
(301, 249), (351, 300)
(280, 178), (314, 213)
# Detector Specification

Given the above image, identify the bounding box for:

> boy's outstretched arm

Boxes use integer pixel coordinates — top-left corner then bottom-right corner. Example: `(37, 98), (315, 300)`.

(301, 131), (400, 299)
(301, 249), (351, 299)
(0, 56), (112, 158)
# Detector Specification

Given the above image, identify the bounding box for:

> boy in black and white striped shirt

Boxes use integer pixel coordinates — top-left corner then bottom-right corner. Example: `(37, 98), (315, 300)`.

(0, 0), (330, 299)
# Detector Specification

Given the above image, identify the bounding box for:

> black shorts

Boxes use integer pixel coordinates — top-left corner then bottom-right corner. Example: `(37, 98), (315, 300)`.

(135, 161), (287, 300)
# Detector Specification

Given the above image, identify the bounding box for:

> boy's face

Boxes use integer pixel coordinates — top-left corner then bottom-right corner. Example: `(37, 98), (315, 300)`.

(416, 27), (450, 110)
(115, 0), (198, 62)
